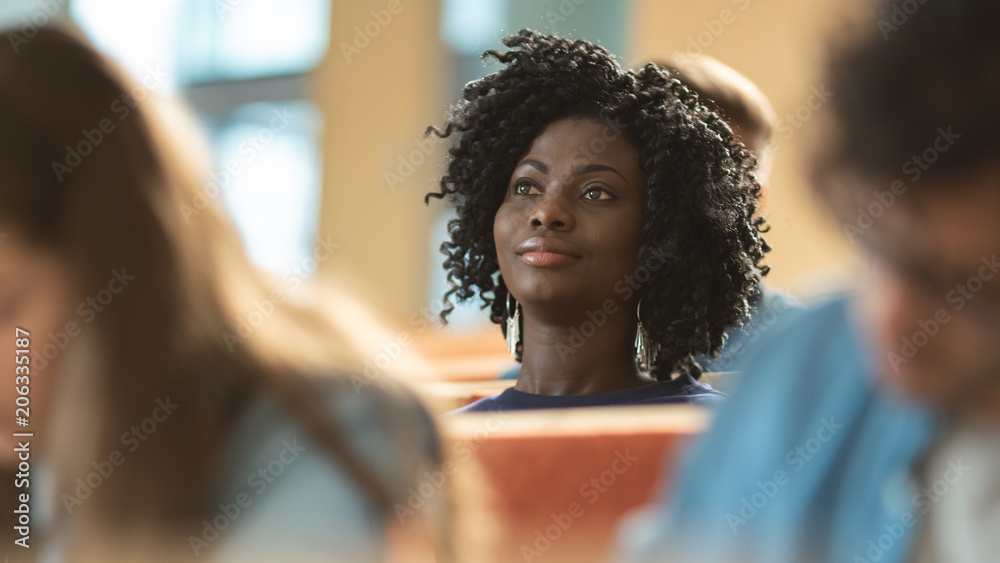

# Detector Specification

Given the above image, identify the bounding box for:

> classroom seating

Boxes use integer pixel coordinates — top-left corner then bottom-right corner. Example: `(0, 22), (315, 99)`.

(413, 330), (515, 382)
(439, 405), (710, 563)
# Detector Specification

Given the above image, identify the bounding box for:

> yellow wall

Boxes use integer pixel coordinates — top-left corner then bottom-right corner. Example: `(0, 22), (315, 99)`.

(316, 0), (445, 321)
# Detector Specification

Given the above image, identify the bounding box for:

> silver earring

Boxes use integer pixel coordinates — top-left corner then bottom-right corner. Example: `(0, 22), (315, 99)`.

(506, 294), (521, 359)
(634, 298), (659, 371)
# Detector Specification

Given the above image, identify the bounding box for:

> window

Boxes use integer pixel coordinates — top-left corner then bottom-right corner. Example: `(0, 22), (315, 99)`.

(71, 0), (330, 274)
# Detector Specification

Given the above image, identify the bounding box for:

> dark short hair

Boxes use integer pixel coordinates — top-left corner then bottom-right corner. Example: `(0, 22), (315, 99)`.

(818, 0), (1000, 184)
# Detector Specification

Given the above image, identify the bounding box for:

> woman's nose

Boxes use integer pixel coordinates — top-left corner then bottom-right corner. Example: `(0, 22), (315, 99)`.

(529, 191), (574, 231)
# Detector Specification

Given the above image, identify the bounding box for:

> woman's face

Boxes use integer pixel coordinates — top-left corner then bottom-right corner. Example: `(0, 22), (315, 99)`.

(493, 117), (647, 318)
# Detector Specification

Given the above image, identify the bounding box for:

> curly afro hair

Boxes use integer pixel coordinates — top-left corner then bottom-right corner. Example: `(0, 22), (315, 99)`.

(426, 29), (770, 380)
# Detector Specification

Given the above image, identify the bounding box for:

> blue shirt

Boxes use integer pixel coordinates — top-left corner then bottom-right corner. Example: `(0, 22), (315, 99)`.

(616, 295), (940, 563)
(453, 374), (724, 413)
(696, 286), (802, 373)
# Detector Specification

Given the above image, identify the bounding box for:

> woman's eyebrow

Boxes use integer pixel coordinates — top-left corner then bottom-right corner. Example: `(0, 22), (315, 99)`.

(515, 160), (628, 183)
(516, 158), (549, 174)
(572, 163), (627, 182)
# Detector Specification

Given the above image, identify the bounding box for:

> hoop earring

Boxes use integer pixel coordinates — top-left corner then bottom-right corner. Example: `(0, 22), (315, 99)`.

(634, 298), (659, 371)
(505, 294), (521, 359)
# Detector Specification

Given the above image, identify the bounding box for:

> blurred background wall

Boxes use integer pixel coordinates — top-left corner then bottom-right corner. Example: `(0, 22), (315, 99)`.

(1, 0), (866, 351)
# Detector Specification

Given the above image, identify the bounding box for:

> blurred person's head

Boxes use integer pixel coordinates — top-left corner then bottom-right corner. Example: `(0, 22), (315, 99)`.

(654, 53), (777, 186)
(427, 30), (770, 380)
(814, 0), (1000, 416)
(0, 26), (440, 558)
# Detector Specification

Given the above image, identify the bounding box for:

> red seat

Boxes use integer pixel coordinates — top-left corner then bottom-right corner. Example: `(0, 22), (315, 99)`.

(441, 405), (710, 563)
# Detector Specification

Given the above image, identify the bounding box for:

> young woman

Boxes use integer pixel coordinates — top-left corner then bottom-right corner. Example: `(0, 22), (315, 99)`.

(428, 30), (770, 412)
(0, 27), (448, 562)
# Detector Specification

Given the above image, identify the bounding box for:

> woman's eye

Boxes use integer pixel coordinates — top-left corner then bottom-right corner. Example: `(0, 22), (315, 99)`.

(583, 187), (613, 200)
(513, 181), (538, 195)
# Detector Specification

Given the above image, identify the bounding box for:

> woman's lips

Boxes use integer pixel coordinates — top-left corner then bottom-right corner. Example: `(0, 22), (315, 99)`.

(520, 251), (578, 266)
(515, 237), (582, 267)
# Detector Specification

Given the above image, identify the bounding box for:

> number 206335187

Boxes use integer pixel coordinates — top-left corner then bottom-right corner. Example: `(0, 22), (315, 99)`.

(14, 328), (33, 549)
(15, 328), (31, 427)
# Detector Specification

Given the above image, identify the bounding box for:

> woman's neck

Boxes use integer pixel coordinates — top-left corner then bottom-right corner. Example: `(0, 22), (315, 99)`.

(512, 309), (653, 395)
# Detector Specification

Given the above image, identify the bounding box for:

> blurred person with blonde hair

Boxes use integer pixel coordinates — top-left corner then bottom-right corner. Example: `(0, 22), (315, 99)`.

(654, 53), (776, 189)
(653, 52), (799, 376)
(0, 26), (451, 563)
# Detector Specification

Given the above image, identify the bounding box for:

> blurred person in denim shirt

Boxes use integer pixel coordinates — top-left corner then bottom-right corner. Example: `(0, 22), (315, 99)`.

(617, 0), (1000, 562)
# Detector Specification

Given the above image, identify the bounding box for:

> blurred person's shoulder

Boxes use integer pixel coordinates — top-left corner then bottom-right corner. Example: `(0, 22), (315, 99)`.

(223, 374), (439, 493)
(757, 286), (802, 317)
(726, 292), (851, 389)
(205, 375), (439, 562)
(698, 284), (804, 374)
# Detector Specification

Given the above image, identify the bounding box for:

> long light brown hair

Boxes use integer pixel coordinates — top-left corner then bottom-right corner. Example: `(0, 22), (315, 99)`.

(0, 26), (441, 560)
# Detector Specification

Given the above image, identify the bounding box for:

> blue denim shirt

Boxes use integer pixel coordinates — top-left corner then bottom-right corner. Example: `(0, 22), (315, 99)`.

(616, 295), (939, 563)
